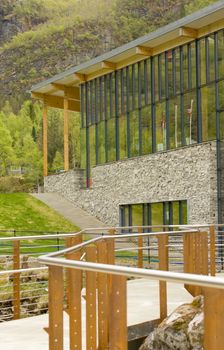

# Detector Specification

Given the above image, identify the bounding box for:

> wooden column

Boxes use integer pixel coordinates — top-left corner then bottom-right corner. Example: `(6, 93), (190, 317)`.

(204, 287), (224, 350)
(86, 246), (97, 350)
(158, 234), (168, 321)
(43, 104), (48, 177)
(66, 237), (82, 350)
(64, 97), (69, 172)
(109, 275), (127, 350)
(49, 266), (64, 350)
(209, 226), (216, 276)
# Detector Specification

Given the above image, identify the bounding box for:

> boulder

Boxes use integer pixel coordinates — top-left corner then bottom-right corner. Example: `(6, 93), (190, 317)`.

(139, 295), (204, 350)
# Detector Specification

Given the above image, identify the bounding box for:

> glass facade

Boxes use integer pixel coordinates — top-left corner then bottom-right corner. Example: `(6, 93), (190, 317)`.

(81, 29), (224, 187)
(120, 200), (188, 229)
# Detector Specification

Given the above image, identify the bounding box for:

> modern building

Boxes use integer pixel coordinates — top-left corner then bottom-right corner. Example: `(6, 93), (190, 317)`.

(31, 1), (224, 227)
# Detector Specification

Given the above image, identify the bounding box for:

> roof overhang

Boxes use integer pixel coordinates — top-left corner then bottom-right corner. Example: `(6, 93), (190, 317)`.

(31, 1), (224, 111)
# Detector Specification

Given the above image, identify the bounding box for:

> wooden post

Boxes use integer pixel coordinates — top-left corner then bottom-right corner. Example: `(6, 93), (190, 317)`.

(64, 97), (69, 172)
(13, 241), (20, 320)
(109, 275), (127, 350)
(66, 237), (82, 350)
(97, 241), (109, 349)
(48, 266), (64, 350)
(209, 226), (216, 276)
(86, 246), (97, 350)
(158, 234), (168, 321)
(138, 227), (143, 268)
(43, 103), (48, 177)
(204, 287), (224, 350)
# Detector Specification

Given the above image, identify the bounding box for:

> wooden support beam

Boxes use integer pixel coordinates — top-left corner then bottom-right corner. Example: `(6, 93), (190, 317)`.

(136, 45), (153, 56)
(179, 27), (198, 38)
(13, 241), (20, 320)
(97, 241), (109, 349)
(43, 104), (48, 177)
(66, 237), (82, 350)
(158, 234), (168, 321)
(203, 287), (224, 350)
(51, 84), (80, 101)
(101, 61), (116, 70)
(138, 227), (143, 268)
(64, 98), (69, 172)
(32, 92), (80, 112)
(49, 266), (64, 350)
(86, 246), (97, 350)
(209, 226), (216, 276)
(109, 275), (127, 350)
(74, 73), (86, 83)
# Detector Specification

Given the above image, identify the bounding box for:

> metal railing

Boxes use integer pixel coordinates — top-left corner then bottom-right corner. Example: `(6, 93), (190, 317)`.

(35, 225), (223, 350)
(0, 223), (224, 350)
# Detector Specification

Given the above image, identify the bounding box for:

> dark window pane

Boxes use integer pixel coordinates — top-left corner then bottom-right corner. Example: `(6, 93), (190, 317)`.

(155, 101), (166, 151)
(151, 202), (163, 228)
(169, 96), (181, 149)
(184, 91), (197, 145)
(98, 121), (105, 164)
(130, 110), (139, 157)
(141, 106), (152, 155)
(132, 204), (143, 227)
(201, 84), (216, 141)
(107, 117), (116, 162)
(89, 125), (96, 167)
(218, 30), (224, 80)
(119, 114), (127, 159)
(80, 128), (86, 170)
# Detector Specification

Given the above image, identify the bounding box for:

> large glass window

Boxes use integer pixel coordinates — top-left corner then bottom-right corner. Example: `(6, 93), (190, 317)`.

(81, 28), (224, 187)
(120, 200), (188, 228)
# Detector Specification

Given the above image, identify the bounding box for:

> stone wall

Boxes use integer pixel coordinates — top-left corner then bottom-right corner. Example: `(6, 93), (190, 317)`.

(44, 141), (218, 226)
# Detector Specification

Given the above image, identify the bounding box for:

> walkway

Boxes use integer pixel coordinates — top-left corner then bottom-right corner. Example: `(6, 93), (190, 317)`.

(0, 279), (193, 350)
(32, 193), (107, 230)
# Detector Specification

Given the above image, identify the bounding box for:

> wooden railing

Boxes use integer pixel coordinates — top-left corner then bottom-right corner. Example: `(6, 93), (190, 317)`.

(37, 226), (224, 350)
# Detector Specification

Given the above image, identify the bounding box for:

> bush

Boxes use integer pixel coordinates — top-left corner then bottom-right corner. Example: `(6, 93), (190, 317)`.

(0, 176), (35, 193)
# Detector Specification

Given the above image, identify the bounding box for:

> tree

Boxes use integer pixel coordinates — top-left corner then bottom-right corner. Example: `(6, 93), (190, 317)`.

(51, 151), (64, 172)
(0, 119), (16, 175)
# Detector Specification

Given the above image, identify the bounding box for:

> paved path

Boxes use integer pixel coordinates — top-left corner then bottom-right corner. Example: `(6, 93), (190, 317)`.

(32, 193), (107, 230)
(0, 279), (193, 350)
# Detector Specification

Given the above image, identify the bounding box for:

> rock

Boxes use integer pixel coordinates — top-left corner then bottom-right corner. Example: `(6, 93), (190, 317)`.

(139, 295), (204, 350)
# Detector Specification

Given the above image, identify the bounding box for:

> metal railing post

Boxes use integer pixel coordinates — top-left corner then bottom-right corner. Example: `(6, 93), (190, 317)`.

(13, 241), (20, 320)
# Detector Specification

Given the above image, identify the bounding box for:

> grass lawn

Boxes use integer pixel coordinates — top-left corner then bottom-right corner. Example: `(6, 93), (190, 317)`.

(0, 193), (79, 234)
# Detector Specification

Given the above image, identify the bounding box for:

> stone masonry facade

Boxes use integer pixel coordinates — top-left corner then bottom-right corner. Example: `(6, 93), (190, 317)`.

(44, 141), (218, 226)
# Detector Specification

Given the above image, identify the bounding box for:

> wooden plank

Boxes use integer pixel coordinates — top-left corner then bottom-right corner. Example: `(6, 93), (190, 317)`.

(66, 237), (82, 350)
(209, 226), (216, 276)
(97, 241), (109, 350)
(109, 275), (127, 350)
(204, 287), (224, 350)
(64, 98), (69, 172)
(136, 45), (153, 56)
(13, 241), (20, 320)
(43, 104), (48, 177)
(179, 27), (198, 38)
(158, 234), (168, 321)
(138, 227), (143, 268)
(48, 266), (64, 350)
(32, 93), (80, 112)
(86, 246), (97, 350)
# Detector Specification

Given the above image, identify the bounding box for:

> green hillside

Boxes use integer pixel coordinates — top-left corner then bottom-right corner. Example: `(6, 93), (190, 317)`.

(0, 193), (78, 232)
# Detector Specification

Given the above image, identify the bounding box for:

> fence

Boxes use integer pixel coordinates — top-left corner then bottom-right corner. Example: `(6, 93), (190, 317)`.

(0, 225), (224, 349)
